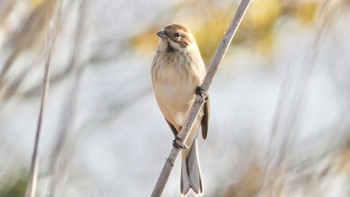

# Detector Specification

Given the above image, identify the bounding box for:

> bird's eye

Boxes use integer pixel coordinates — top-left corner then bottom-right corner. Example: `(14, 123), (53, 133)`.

(174, 33), (181, 38)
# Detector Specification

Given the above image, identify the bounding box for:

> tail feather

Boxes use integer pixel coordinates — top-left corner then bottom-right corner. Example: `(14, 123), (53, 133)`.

(181, 139), (203, 196)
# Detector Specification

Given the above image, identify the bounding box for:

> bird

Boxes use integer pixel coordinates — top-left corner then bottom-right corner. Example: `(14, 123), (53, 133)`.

(151, 24), (210, 196)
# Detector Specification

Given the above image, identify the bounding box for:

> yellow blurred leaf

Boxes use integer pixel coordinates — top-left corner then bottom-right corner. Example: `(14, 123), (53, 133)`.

(194, 10), (232, 65)
(129, 26), (159, 52)
(296, 2), (319, 24)
(31, 0), (45, 8)
(245, 0), (282, 30)
(256, 32), (275, 53)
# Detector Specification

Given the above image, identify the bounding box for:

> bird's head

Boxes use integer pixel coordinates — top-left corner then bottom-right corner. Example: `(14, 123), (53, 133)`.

(156, 24), (197, 53)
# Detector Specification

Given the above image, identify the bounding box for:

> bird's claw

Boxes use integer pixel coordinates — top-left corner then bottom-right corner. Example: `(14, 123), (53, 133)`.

(196, 86), (208, 102)
(172, 136), (188, 149)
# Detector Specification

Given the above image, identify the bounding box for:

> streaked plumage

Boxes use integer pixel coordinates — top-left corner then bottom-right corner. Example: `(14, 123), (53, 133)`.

(151, 24), (210, 196)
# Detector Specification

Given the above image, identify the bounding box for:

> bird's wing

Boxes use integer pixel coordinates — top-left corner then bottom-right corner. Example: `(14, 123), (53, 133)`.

(201, 96), (210, 140)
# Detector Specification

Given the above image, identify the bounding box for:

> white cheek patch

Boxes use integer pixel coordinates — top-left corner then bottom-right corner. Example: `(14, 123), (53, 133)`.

(168, 39), (187, 52)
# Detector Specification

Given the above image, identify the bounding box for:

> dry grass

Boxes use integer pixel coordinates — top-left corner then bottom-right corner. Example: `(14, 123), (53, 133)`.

(1, 0), (350, 196)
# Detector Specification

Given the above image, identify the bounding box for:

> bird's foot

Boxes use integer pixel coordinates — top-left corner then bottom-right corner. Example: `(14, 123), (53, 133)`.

(172, 136), (188, 149)
(196, 86), (208, 102)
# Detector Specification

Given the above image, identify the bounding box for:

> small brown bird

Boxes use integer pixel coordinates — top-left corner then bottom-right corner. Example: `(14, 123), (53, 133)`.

(151, 24), (209, 196)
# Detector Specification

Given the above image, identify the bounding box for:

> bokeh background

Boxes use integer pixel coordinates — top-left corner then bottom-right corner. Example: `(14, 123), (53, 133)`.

(1, 0), (350, 196)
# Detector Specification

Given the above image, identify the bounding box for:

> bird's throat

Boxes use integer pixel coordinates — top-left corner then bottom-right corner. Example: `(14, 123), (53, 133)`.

(166, 42), (176, 53)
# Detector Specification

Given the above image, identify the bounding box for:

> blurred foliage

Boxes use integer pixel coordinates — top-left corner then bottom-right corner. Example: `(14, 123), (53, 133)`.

(129, 26), (160, 54)
(193, 8), (232, 65)
(336, 137), (350, 176)
(5, 0), (56, 50)
(32, 0), (45, 8)
(0, 1), (16, 29)
(129, 0), (321, 65)
(217, 141), (350, 197)
(1, 0), (349, 196)
(245, 0), (282, 30)
(294, 2), (319, 24)
(0, 174), (27, 197)
(0, 0), (57, 94)
(220, 162), (263, 197)
(0, 0), (63, 101)
(236, 0), (282, 55)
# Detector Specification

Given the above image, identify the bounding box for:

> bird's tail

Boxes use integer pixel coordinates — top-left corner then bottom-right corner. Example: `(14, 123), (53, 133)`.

(180, 139), (203, 196)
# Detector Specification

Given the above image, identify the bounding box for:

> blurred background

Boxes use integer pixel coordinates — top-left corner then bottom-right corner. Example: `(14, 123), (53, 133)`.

(1, 0), (350, 196)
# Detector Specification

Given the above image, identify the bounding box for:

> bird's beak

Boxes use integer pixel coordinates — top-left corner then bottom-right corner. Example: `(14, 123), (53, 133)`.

(157, 31), (167, 38)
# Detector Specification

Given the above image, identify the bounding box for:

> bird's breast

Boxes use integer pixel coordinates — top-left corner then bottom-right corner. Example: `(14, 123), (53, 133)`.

(152, 52), (203, 128)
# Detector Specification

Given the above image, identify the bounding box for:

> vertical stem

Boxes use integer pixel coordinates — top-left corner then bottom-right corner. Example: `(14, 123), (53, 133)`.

(25, 1), (62, 197)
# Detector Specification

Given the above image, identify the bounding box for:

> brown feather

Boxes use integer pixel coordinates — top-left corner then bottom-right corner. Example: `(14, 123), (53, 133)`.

(201, 96), (210, 140)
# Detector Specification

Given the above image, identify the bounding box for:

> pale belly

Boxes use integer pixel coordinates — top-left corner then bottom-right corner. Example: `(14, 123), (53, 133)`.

(154, 79), (196, 130)
(152, 52), (205, 131)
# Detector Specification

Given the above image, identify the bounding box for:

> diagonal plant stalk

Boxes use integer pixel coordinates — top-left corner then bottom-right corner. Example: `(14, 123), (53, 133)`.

(25, 1), (62, 197)
(150, 0), (252, 196)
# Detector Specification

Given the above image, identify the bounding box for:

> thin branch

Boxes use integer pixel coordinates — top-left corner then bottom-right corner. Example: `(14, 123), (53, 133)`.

(25, 1), (62, 197)
(150, 0), (252, 196)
